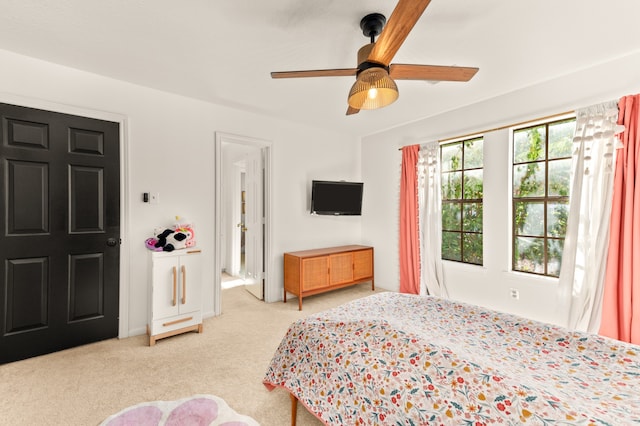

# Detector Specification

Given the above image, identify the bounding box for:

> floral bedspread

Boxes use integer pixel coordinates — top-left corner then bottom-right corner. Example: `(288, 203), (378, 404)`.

(263, 292), (640, 425)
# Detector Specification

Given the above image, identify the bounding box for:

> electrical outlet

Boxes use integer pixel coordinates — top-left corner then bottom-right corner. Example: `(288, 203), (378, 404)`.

(509, 288), (520, 300)
(149, 192), (160, 204)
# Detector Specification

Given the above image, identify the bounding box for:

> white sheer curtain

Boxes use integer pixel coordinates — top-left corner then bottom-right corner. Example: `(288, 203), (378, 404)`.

(558, 100), (623, 332)
(418, 141), (447, 297)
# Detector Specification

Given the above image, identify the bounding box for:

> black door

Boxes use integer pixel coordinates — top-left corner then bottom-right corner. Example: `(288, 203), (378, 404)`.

(0, 103), (120, 364)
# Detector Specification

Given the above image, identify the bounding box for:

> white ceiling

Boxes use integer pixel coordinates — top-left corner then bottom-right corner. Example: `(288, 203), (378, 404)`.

(1, 0), (639, 137)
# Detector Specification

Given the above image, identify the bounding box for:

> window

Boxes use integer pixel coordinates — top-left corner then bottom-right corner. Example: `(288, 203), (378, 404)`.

(441, 137), (484, 265)
(512, 117), (575, 277)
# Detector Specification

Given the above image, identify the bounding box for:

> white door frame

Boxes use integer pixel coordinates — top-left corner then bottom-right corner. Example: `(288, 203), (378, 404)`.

(214, 132), (272, 315)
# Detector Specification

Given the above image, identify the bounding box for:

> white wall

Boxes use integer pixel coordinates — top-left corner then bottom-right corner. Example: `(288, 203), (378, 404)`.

(272, 123), (362, 252)
(362, 51), (640, 326)
(0, 48), (362, 336)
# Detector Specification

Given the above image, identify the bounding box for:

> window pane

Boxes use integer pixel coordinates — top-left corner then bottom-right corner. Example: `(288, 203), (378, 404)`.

(547, 201), (568, 237)
(464, 138), (483, 169)
(513, 162), (546, 197)
(463, 233), (483, 265)
(514, 201), (544, 236)
(547, 238), (564, 277)
(441, 143), (462, 172)
(442, 202), (461, 231)
(511, 117), (575, 278)
(463, 169), (483, 199)
(462, 203), (482, 232)
(548, 158), (571, 196)
(440, 136), (484, 267)
(442, 171), (462, 200)
(514, 237), (545, 274)
(548, 119), (575, 159)
(514, 126), (546, 163)
(442, 231), (461, 261)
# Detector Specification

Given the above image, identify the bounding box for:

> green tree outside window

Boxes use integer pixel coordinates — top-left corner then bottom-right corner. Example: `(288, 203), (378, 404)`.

(512, 118), (575, 277)
(441, 137), (484, 265)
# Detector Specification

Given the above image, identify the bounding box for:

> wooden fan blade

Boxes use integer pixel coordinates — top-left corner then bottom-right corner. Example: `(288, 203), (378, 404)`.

(390, 64), (479, 81)
(346, 106), (360, 115)
(271, 68), (357, 79)
(368, 0), (432, 66)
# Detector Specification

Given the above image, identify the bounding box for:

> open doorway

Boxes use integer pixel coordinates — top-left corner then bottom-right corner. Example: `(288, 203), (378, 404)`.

(214, 133), (271, 315)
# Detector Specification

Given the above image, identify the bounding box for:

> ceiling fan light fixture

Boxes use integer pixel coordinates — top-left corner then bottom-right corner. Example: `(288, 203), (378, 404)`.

(348, 67), (398, 110)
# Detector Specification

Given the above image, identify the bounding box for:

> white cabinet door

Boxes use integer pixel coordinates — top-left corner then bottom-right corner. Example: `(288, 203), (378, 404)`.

(151, 256), (181, 320)
(177, 252), (202, 314)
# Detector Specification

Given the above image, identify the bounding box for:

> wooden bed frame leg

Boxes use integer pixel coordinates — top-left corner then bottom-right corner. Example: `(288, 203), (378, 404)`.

(290, 392), (298, 426)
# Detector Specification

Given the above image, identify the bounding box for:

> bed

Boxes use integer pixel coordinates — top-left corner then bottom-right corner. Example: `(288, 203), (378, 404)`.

(263, 292), (640, 425)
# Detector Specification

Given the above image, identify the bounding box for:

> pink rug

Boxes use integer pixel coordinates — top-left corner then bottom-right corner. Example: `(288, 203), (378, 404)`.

(100, 394), (260, 426)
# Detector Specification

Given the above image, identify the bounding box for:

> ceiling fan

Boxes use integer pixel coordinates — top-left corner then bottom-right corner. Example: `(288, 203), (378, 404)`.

(270, 0), (479, 116)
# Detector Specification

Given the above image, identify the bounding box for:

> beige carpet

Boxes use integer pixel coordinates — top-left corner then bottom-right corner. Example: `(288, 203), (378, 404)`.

(0, 283), (381, 425)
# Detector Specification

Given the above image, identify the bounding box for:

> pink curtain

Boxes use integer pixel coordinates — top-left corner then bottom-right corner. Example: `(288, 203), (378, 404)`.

(600, 94), (640, 344)
(400, 145), (420, 294)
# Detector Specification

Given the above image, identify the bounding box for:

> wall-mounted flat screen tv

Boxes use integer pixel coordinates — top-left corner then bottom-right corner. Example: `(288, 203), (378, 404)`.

(311, 180), (363, 216)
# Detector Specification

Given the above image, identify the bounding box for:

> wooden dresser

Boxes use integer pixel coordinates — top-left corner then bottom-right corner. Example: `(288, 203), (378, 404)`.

(283, 245), (374, 310)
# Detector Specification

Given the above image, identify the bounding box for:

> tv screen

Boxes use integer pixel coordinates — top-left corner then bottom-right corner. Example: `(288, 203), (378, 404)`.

(311, 180), (363, 216)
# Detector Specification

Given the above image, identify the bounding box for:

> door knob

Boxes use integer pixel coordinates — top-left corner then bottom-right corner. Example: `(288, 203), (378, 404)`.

(106, 238), (118, 247)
